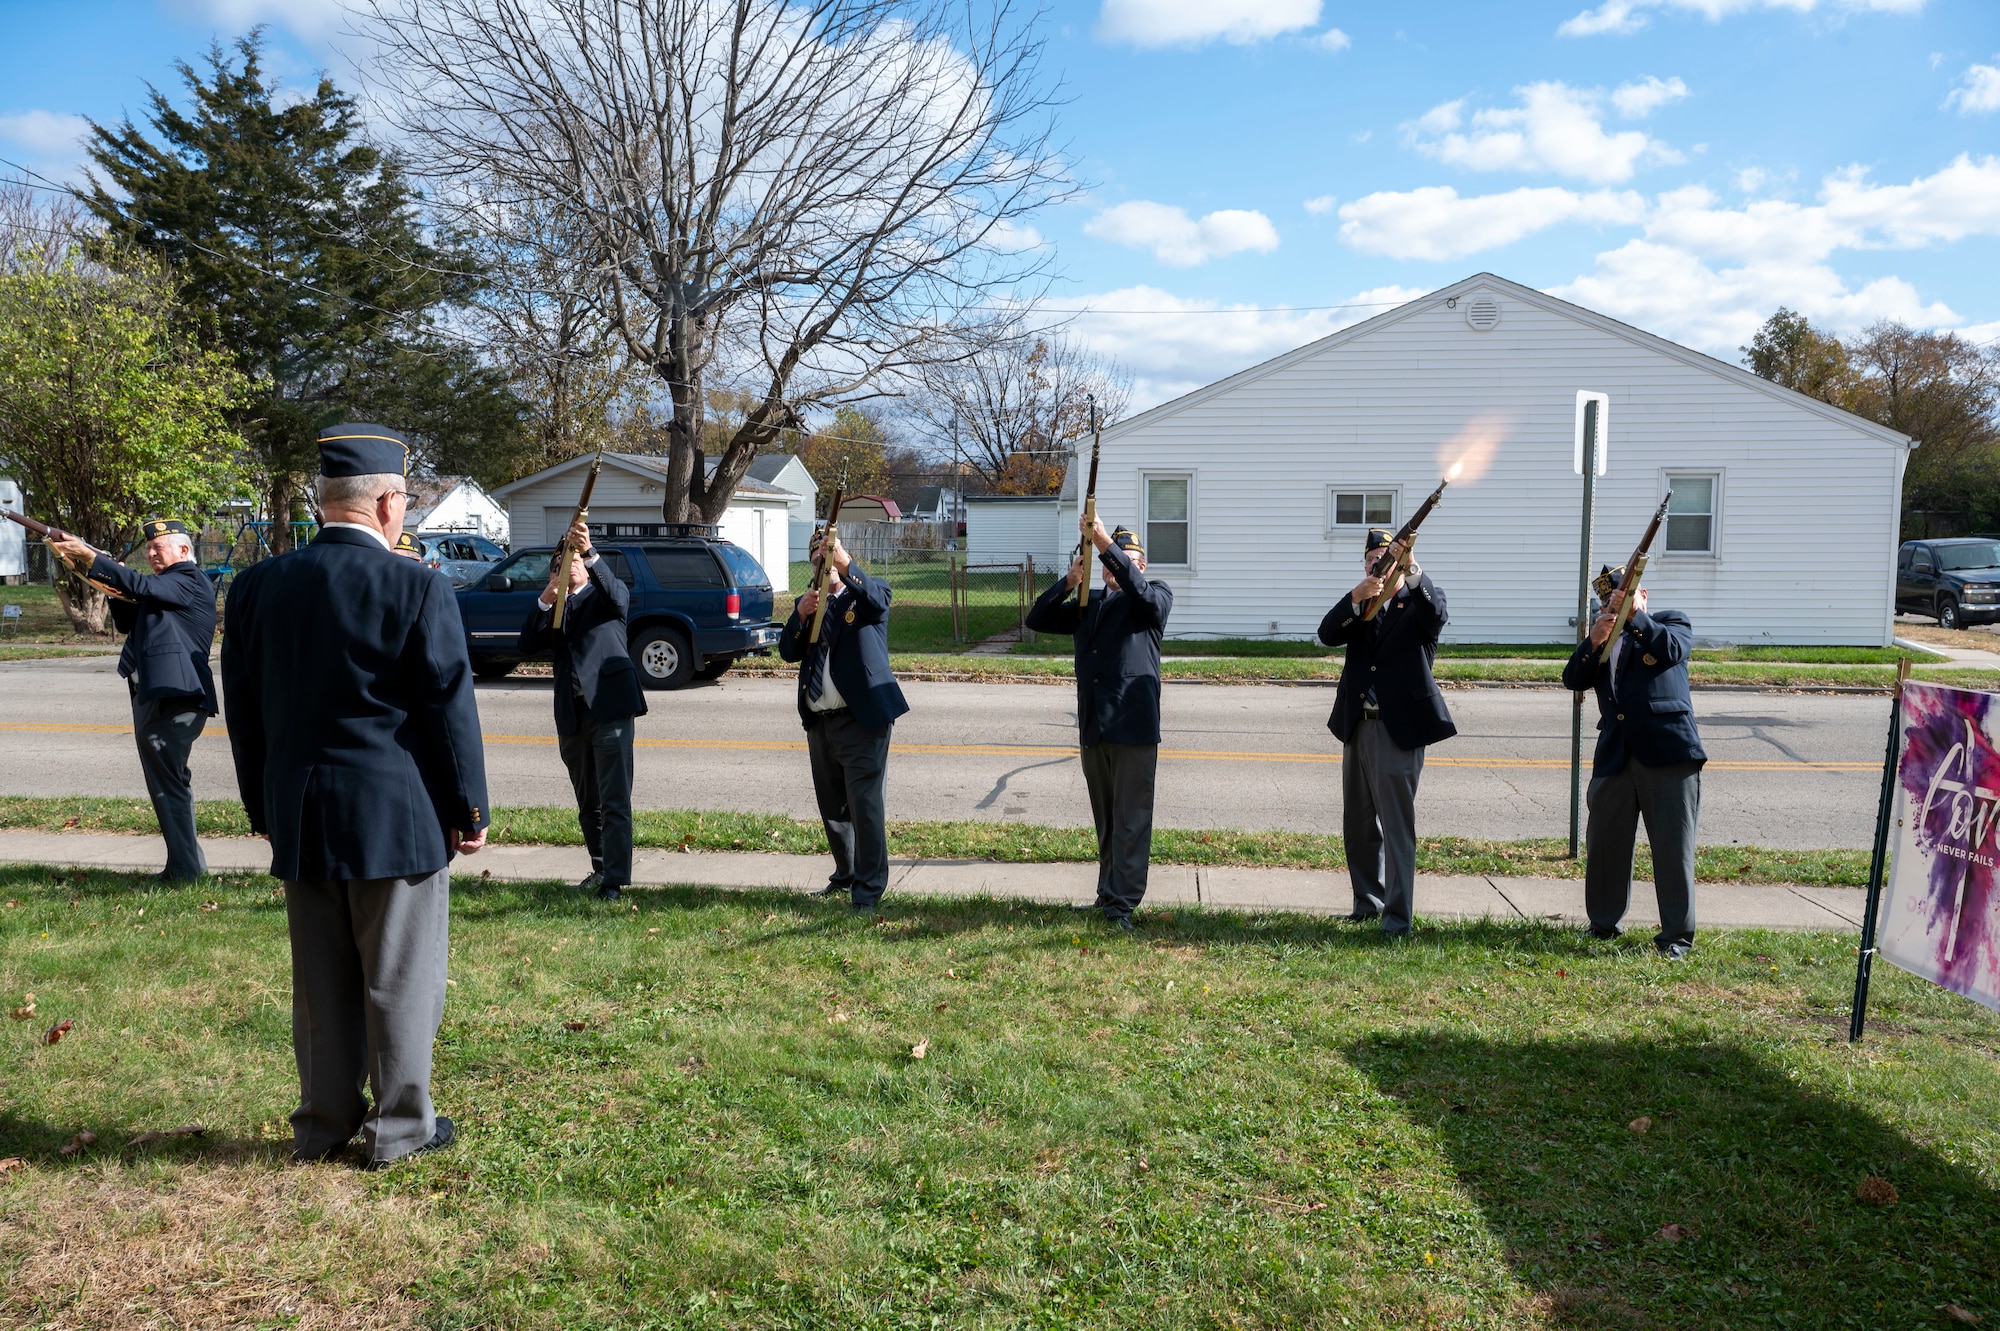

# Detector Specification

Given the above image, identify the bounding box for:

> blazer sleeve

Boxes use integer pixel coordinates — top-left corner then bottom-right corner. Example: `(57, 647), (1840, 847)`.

(1625, 608), (1692, 665)
(1101, 546), (1170, 628)
(588, 556), (630, 616)
(1024, 575), (1083, 634)
(1561, 638), (1602, 691)
(1409, 574), (1448, 638)
(412, 576), (491, 833)
(219, 571), (268, 834)
(517, 599), (554, 655)
(842, 566), (892, 621)
(1318, 596), (1366, 647)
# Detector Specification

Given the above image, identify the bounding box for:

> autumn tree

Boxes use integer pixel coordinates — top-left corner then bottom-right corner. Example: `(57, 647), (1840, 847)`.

(915, 331), (1129, 493)
(1740, 307), (1853, 405)
(0, 255), (244, 631)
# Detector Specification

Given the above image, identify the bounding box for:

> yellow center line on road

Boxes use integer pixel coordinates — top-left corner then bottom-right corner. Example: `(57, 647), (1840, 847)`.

(0, 722), (1881, 771)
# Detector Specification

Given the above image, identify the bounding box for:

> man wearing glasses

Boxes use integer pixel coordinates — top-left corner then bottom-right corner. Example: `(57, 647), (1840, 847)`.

(222, 422), (490, 1170)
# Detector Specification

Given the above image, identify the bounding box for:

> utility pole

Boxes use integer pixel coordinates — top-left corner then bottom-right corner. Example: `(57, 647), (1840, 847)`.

(1569, 396), (1603, 858)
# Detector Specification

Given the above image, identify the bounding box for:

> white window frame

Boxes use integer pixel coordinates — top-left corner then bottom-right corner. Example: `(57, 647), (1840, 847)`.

(1326, 486), (1401, 536)
(1142, 472), (1194, 568)
(1661, 470), (1723, 559)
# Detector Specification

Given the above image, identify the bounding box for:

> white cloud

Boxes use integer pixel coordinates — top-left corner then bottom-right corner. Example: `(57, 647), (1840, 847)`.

(0, 110), (89, 158)
(1734, 166), (1769, 192)
(1337, 185), (1646, 260)
(172, 0), (351, 39)
(1559, 0), (1925, 39)
(1096, 0), (1322, 48)
(1312, 27), (1351, 51)
(1303, 195), (1337, 216)
(1084, 200), (1281, 266)
(984, 219), (1046, 253)
(1404, 82), (1682, 183)
(1610, 75), (1689, 118)
(1946, 60), (2000, 115)
(1065, 284), (1425, 408)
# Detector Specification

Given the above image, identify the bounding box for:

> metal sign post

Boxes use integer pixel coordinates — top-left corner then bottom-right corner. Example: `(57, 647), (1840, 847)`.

(1569, 395), (1605, 858)
(1849, 657), (1913, 1042)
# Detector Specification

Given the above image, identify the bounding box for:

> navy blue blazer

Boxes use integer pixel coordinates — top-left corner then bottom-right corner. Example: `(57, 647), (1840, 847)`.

(1024, 545), (1174, 747)
(777, 565), (910, 733)
(1318, 574), (1457, 750)
(93, 554), (218, 712)
(1561, 608), (1708, 777)
(220, 527), (491, 881)
(517, 556), (648, 737)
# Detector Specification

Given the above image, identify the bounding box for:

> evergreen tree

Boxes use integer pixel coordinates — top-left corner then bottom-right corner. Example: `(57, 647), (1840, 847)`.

(79, 33), (522, 544)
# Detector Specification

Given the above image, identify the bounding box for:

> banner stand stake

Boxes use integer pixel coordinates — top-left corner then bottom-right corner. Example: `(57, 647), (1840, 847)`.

(1849, 656), (1913, 1043)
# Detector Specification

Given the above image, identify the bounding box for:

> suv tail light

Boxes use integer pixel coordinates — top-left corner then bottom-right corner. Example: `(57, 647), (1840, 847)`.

(725, 590), (741, 619)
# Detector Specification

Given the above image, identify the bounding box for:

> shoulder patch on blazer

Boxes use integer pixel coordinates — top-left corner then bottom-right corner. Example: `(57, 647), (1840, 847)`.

(1341, 617), (1354, 628)
(844, 608), (856, 624)
(1642, 653), (1658, 666)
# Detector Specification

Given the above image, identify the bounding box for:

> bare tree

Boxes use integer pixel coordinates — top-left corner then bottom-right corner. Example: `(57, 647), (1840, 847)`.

(0, 181), (95, 275)
(363, 0), (1069, 524)
(914, 329), (1128, 492)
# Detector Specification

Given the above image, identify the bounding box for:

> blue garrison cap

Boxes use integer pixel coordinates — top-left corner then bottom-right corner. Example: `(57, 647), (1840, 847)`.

(1365, 527), (1395, 552)
(317, 423), (410, 478)
(140, 517), (188, 540)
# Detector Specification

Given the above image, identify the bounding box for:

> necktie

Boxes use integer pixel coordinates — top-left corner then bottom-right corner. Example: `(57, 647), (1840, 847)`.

(805, 597), (833, 702)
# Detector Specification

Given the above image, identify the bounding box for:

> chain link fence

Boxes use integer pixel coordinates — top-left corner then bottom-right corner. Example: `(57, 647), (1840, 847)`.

(782, 550), (1047, 652)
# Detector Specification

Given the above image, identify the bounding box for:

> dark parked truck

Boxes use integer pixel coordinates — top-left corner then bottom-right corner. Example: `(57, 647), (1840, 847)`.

(457, 534), (781, 688)
(1896, 538), (2000, 630)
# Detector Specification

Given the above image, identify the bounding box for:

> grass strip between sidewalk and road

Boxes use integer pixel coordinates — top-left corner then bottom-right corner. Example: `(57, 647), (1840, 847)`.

(0, 795), (1872, 887)
(1, 866), (1996, 1329)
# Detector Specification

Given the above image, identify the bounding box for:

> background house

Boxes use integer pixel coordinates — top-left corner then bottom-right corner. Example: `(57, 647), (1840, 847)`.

(964, 493), (1068, 570)
(490, 453), (793, 589)
(0, 478), (24, 583)
(840, 495), (902, 525)
(741, 454), (819, 561)
(1076, 273), (1911, 645)
(406, 475), (511, 544)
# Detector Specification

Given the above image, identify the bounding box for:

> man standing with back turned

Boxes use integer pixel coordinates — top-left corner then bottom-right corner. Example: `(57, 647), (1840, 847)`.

(1561, 567), (1706, 958)
(222, 423), (490, 1168)
(47, 517), (217, 882)
(1026, 516), (1173, 930)
(1319, 529), (1456, 936)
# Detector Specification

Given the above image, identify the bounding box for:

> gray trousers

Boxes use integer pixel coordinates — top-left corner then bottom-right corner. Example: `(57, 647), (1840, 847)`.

(559, 698), (636, 886)
(1342, 717), (1427, 934)
(1585, 759), (1701, 951)
(132, 692), (207, 880)
(807, 710), (892, 908)
(1080, 742), (1157, 919)
(285, 868), (450, 1164)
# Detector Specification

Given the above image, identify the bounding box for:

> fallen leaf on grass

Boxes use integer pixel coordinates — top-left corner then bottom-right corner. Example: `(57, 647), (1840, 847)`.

(45, 1019), (74, 1046)
(910, 1039), (928, 1060)
(829, 1011), (848, 1023)
(126, 1126), (205, 1149)
(678, 1054), (707, 1074)
(199, 901), (219, 912)
(0, 1157), (24, 1175)
(562, 1021), (589, 1032)
(58, 1130), (96, 1157)
(1857, 1174), (1899, 1206)
(934, 1001), (947, 1012)
(1942, 1304), (1981, 1324)
(1629, 1116), (1652, 1135)
(61, 817), (78, 828)
(9, 993), (34, 1021)
(4, 900), (16, 908)
(1657, 1223), (1687, 1242)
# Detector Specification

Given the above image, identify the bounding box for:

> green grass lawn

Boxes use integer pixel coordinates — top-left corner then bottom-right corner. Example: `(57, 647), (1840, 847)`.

(780, 559), (1035, 652)
(2, 866), (1996, 1329)
(0, 583), (93, 643)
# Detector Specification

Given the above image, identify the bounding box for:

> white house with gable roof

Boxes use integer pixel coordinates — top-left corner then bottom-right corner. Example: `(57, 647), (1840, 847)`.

(1069, 273), (1912, 645)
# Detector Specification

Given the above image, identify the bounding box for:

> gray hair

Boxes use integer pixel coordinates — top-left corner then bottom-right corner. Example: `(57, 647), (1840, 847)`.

(316, 472), (404, 508)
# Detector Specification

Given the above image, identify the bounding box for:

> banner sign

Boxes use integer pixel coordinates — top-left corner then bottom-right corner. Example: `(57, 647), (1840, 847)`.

(1877, 682), (2000, 1013)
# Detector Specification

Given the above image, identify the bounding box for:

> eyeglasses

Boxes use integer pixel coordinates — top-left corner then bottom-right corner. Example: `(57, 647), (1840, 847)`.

(381, 489), (408, 502)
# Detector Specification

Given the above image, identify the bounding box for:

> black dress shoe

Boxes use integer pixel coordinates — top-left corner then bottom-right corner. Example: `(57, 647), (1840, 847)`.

(1110, 916), (1135, 932)
(572, 871), (604, 893)
(1070, 900), (1108, 912)
(812, 883), (847, 899)
(1589, 926), (1621, 940)
(366, 1116), (454, 1171)
(1343, 909), (1382, 923)
(594, 883), (623, 902)
(1656, 941), (1691, 960)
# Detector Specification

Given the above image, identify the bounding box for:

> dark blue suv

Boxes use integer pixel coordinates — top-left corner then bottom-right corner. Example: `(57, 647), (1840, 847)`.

(456, 533), (781, 689)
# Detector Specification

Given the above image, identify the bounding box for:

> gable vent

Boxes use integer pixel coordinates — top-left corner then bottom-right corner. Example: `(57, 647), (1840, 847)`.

(1464, 296), (1501, 331)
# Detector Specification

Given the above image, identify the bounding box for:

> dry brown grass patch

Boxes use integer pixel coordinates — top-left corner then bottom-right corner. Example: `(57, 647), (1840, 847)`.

(0, 1160), (466, 1330)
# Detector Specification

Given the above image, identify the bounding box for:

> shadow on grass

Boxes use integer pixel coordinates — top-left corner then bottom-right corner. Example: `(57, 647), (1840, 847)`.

(1349, 1033), (2000, 1329)
(0, 1108), (294, 1168)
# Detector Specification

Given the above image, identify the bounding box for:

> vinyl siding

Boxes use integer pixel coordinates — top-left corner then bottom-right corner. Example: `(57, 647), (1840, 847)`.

(1093, 282), (1907, 645)
(504, 465), (791, 592)
(965, 499), (1068, 570)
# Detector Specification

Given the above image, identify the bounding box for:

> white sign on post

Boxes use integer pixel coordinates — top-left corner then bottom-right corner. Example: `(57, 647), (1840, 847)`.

(1573, 392), (1609, 476)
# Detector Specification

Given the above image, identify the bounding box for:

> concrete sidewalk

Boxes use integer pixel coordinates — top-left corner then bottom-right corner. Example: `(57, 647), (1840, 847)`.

(0, 830), (1867, 933)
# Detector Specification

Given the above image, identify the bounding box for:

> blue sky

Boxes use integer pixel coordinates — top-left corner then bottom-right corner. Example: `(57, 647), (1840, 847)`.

(4, 0), (1998, 406)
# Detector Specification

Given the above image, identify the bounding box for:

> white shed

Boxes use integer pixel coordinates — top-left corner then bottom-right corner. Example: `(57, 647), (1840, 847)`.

(1087, 273), (1912, 645)
(406, 476), (511, 544)
(742, 454), (820, 561)
(965, 494), (1068, 570)
(0, 478), (25, 581)
(490, 453), (794, 590)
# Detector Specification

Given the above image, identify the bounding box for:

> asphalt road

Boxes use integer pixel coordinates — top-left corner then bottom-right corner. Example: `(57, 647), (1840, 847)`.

(0, 654), (1892, 849)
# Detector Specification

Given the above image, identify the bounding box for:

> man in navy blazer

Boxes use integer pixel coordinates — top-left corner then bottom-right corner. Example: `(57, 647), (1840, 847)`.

(518, 518), (647, 900)
(1561, 567), (1708, 958)
(49, 517), (218, 881)
(778, 529), (909, 911)
(222, 423), (489, 1168)
(1319, 529), (1457, 936)
(1025, 518), (1174, 928)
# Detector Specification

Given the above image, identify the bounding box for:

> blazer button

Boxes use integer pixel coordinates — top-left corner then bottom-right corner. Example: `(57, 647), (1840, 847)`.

(1370, 665), (1377, 671)
(1617, 713), (1625, 721)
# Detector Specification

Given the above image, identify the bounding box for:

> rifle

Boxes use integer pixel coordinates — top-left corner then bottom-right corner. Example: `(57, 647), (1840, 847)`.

(1598, 493), (1673, 662)
(1361, 479), (1448, 621)
(0, 509), (137, 603)
(807, 468), (849, 645)
(1075, 397), (1102, 608)
(549, 447), (604, 630)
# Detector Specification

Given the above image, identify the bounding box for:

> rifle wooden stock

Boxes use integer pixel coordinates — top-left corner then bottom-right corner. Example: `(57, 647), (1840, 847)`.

(1599, 493), (1673, 662)
(807, 473), (848, 645)
(549, 448), (604, 630)
(0, 509), (137, 603)
(1361, 479), (1448, 621)
(1075, 415), (1103, 609)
